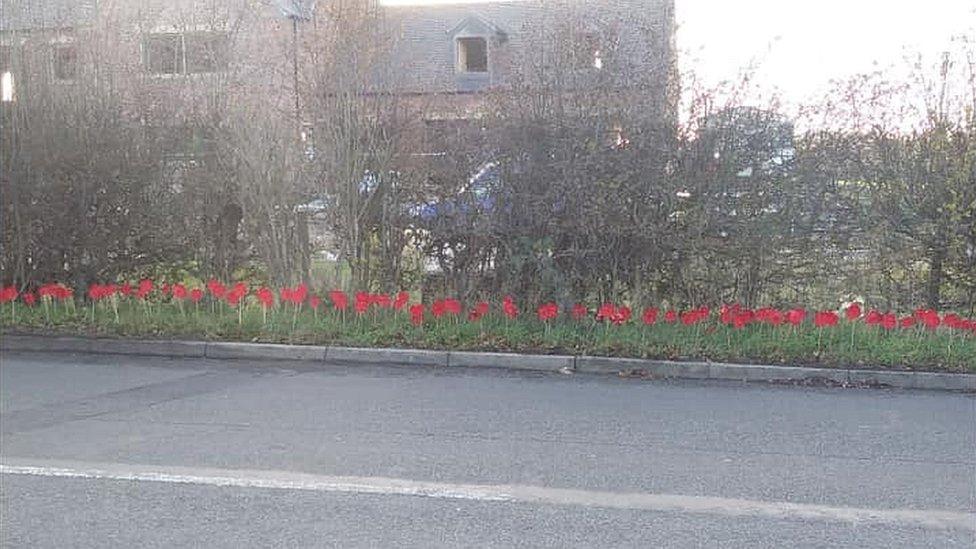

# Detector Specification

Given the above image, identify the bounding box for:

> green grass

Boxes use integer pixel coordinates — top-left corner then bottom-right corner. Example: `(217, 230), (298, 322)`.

(3, 299), (974, 373)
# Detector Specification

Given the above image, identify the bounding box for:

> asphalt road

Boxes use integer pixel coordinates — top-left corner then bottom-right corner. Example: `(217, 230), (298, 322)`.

(1, 352), (974, 548)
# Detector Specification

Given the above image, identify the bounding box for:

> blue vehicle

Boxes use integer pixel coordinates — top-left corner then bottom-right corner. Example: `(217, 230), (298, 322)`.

(413, 162), (502, 222)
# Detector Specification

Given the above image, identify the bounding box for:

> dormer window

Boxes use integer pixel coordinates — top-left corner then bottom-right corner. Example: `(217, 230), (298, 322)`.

(1, 45), (12, 102)
(457, 37), (488, 73)
(575, 34), (605, 70)
(53, 44), (78, 80)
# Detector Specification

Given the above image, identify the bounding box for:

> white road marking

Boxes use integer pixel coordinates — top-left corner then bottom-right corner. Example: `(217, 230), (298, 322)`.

(2, 458), (973, 532)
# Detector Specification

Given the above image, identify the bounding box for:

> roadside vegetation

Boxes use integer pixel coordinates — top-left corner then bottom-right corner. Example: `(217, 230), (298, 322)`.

(2, 283), (973, 372)
(2, 5), (974, 368)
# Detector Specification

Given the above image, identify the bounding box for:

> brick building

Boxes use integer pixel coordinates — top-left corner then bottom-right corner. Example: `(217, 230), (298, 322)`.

(2, 0), (676, 135)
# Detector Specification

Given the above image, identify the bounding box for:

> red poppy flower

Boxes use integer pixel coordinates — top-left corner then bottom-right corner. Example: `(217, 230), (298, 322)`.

(409, 303), (425, 326)
(172, 284), (188, 300)
(87, 284), (101, 301)
(161, 283), (171, 296)
(916, 309), (940, 330)
(881, 313), (897, 330)
(22, 292), (36, 306)
(431, 299), (446, 318)
(0, 286), (18, 303)
(280, 288), (293, 304)
(354, 292), (370, 314)
(278, 287), (299, 305)
(121, 283), (134, 297)
(537, 302), (559, 322)
(136, 279), (154, 300)
(39, 283), (72, 300)
(468, 301), (490, 321)
(900, 316), (916, 329)
(223, 282), (247, 307)
(394, 291), (410, 311)
(814, 311), (839, 328)
(256, 287), (275, 309)
(641, 307), (658, 326)
(443, 298), (462, 316)
(664, 310), (678, 324)
(329, 291), (349, 311)
(308, 295), (322, 310)
(732, 310), (754, 329)
(88, 284), (112, 301)
(596, 303), (616, 322)
(280, 285), (308, 307)
(571, 304), (588, 320)
(502, 296), (519, 320)
(372, 293), (392, 309)
(785, 308), (806, 326)
(682, 307), (711, 326)
(612, 306), (632, 325)
(207, 279), (227, 300)
(756, 307), (782, 326)
(189, 288), (204, 304)
(845, 303), (862, 321)
(719, 304), (739, 325)
(865, 310), (883, 325)
(943, 314), (962, 330)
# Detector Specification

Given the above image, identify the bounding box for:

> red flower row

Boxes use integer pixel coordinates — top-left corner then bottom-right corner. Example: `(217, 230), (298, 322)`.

(4, 280), (976, 336)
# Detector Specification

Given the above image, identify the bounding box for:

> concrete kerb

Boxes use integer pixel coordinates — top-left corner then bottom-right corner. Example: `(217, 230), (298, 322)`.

(205, 341), (326, 362)
(1, 335), (94, 354)
(705, 362), (852, 385)
(0, 335), (207, 358)
(327, 347), (448, 368)
(575, 357), (714, 379)
(912, 371), (976, 391)
(1, 335), (974, 391)
(449, 351), (574, 372)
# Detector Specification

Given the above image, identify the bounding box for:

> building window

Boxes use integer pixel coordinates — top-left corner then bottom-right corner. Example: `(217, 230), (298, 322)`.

(53, 44), (78, 80)
(1, 72), (14, 102)
(574, 34), (604, 70)
(0, 45), (12, 102)
(144, 32), (228, 75)
(145, 33), (183, 74)
(457, 37), (488, 73)
(184, 32), (229, 73)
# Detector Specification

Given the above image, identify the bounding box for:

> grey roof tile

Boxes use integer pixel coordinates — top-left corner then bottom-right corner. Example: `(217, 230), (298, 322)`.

(1, 0), (97, 31)
(375, 0), (673, 95)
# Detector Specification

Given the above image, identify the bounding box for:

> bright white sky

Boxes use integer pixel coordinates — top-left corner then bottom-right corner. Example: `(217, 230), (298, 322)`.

(381, 0), (976, 107)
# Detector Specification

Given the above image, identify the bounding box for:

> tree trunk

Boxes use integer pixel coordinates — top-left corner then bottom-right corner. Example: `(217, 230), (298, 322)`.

(926, 243), (946, 310)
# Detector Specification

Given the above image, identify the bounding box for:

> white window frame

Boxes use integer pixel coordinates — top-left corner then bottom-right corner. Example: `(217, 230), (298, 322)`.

(1, 71), (14, 103)
(51, 39), (78, 81)
(456, 36), (489, 74)
(142, 27), (229, 77)
(1, 41), (14, 102)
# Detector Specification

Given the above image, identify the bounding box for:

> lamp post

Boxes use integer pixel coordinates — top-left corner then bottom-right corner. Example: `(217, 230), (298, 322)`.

(274, 0), (316, 126)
